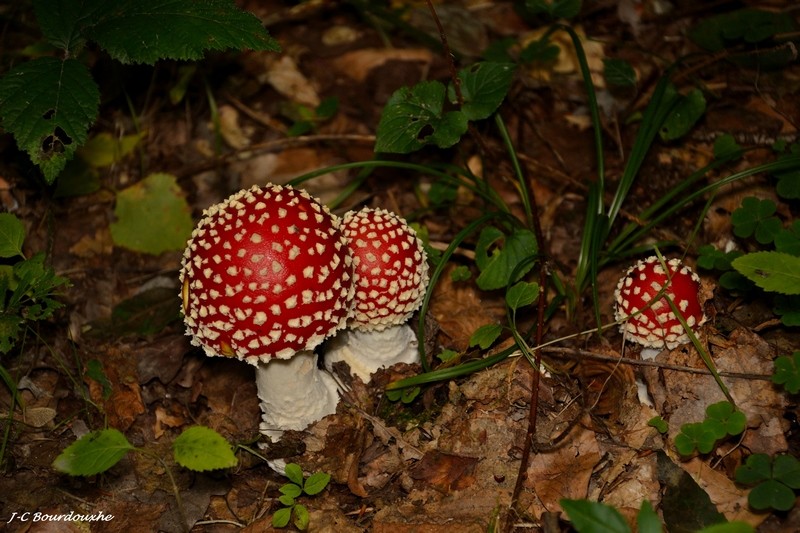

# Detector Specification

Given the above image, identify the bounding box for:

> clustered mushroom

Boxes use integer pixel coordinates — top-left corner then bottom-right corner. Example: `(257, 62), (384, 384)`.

(614, 255), (707, 360)
(325, 207), (430, 382)
(180, 184), (354, 441)
(181, 185), (430, 442)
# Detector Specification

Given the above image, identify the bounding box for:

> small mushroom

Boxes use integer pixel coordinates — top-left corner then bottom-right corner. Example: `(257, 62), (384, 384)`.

(180, 184), (354, 441)
(614, 255), (707, 360)
(325, 207), (429, 381)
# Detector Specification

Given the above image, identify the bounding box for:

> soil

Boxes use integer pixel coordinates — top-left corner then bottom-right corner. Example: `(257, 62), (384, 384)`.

(0, 1), (799, 532)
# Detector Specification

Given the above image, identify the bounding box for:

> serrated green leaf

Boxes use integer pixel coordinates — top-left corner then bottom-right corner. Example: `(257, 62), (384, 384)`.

(659, 88), (706, 141)
(52, 428), (135, 476)
(172, 426), (237, 472)
(637, 500), (662, 533)
(32, 0), (93, 53)
(560, 499), (631, 533)
(0, 57), (100, 183)
(375, 81), (468, 153)
(303, 472), (331, 496)
(110, 173), (194, 255)
(474, 226), (537, 291)
(506, 281), (540, 311)
(284, 463), (304, 486)
(0, 213), (26, 258)
(731, 251), (800, 295)
(603, 58), (637, 87)
(469, 323), (503, 350)
(453, 62), (515, 121)
(272, 507), (292, 528)
(86, 0), (279, 64)
(773, 352), (800, 393)
(293, 503), (310, 531)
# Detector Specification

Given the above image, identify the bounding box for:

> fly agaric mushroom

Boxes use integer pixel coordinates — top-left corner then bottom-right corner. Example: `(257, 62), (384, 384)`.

(614, 256), (707, 360)
(180, 184), (354, 441)
(324, 207), (429, 381)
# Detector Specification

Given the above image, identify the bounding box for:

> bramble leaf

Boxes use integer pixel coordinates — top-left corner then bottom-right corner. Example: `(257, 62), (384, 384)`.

(172, 426), (237, 471)
(0, 57), (100, 183)
(85, 0), (279, 64)
(52, 428), (135, 476)
(731, 251), (800, 295)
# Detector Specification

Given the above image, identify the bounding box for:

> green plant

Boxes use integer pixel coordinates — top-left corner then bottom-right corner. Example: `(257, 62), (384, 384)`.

(0, 0), (279, 183)
(272, 463), (331, 530)
(772, 351), (800, 393)
(0, 213), (69, 353)
(560, 498), (755, 533)
(674, 401), (746, 456)
(735, 453), (800, 511)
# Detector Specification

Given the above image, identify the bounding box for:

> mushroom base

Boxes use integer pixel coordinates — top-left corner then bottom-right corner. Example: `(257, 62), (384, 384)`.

(324, 324), (419, 382)
(255, 351), (340, 442)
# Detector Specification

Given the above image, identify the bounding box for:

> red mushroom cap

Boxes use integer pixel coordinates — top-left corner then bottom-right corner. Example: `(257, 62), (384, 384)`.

(614, 256), (706, 350)
(180, 184), (354, 362)
(342, 207), (429, 331)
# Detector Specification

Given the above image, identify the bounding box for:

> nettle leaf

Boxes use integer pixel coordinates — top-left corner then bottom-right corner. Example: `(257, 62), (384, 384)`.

(172, 426), (237, 471)
(375, 81), (468, 153)
(86, 0), (279, 64)
(110, 173), (194, 255)
(731, 251), (800, 295)
(0, 57), (100, 183)
(772, 352), (800, 393)
(469, 323), (503, 350)
(52, 428), (135, 476)
(506, 281), (540, 311)
(452, 62), (516, 121)
(659, 88), (706, 141)
(474, 226), (537, 291)
(0, 213), (26, 258)
(560, 499), (631, 533)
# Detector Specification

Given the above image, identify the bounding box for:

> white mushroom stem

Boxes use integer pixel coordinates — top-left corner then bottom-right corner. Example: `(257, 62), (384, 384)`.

(255, 351), (339, 442)
(325, 324), (420, 382)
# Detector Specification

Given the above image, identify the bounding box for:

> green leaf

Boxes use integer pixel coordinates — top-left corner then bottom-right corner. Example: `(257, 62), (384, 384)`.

(735, 453), (772, 485)
(110, 173), (194, 255)
(636, 500), (662, 533)
(704, 401), (746, 438)
(731, 197), (780, 243)
(560, 499), (631, 533)
(78, 131), (145, 168)
(469, 323), (503, 350)
(84, 359), (113, 400)
(0, 315), (24, 354)
(775, 221), (800, 256)
(474, 226), (537, 291)
(603, 58), (637, 88)
(526, 0), (583, 19)
(748, 479), (796, 511)
(697, 522), (755, 533)
(453, 62), (516, 121)
(278, 494), (295, 506)
(675, 422), (718, 455)
(774, 295), (800, 326)
(272, 507), (292, 528)
(450, 265), (472, 282)
(52, 428), (135, 476)
(303, 471), (331, 496)
(659, 88), (706, 141)
(776, 170), (800, 199)
(506, 281), (540, 311)
(773, 455), (800, 489)
(772, 352), (800, 393)
(689, 9), (795, 52)
(172, 426), (237, 471)
(0, 213), (26, 258)
(32, 0), (92, 53)
(293, 503), (310, 531)
(731, 251), (800, 295)
(86, 0), (279, 64)
(437, 348), (459, 362)
(284, 463), (305, 486)
(279, 483), (302, 498)
(713, 134), (743, 160)
(375, 81), (468, 153)
(647, 416), (668, 434)
(0, 57), (100, 183)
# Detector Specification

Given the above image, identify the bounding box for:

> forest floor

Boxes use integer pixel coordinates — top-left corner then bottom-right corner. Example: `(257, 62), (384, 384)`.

(0, 1), (799, 532)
